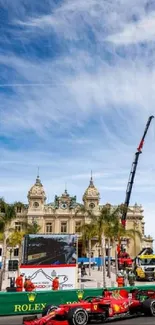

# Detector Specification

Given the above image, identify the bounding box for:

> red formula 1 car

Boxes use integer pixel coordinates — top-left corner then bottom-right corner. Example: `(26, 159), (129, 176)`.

(23, 288), (155, 325)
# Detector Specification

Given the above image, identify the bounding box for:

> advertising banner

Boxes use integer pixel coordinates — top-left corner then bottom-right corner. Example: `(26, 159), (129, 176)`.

(20, 265), (77, 291)
(23, 234), (77, 266)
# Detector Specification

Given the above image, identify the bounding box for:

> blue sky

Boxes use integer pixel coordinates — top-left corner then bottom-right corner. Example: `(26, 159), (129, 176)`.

(0, 0), (155, 240)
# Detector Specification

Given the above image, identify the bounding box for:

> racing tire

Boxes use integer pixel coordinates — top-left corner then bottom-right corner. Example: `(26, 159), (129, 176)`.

(142, 298), (155, 316)
(67, 307), (89, 325)
(42, 305), (58, 317)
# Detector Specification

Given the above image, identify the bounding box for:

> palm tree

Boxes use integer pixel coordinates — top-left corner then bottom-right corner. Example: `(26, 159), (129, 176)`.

(92, 209), (109, 287)
(108, 211), (142, 274)
(92, 203), (142, 284)
(76, 204), (119, 286)
(14, 201), (26, 212)
(75, 204), (93, 219)
(7, 220), (41, 273)
(0, 198), (16, 290)
(97, 204), (122, 279)
(75, 204), (94, 255)
(7, 230), (25, 267)
(23, 221), (41, 235)
(80, 223), (97, 275)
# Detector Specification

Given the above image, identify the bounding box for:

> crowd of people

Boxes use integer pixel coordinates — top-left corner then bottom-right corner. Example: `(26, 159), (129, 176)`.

(15, 274), (36, 292)
(116, 269), (136, 287)
(14, 274), (60, 292)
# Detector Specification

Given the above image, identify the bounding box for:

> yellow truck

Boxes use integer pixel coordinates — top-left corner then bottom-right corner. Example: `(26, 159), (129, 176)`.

(134, 248), (155, 281)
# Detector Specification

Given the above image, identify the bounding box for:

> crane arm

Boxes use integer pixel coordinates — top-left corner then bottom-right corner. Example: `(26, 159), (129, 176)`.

(121, 115), (154, 227)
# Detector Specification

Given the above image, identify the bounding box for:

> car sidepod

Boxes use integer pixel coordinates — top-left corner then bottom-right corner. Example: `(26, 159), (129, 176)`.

(67, 307), (89, 325)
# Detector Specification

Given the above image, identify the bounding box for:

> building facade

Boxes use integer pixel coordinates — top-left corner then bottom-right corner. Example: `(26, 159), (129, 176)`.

(9, 175), (153, 260)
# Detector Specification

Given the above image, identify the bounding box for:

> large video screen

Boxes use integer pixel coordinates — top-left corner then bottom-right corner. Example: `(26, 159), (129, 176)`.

(23, 234), (77, 266)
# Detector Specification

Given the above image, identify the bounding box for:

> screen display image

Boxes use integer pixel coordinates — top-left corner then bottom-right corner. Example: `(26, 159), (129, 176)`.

(23, 234), (77, 266)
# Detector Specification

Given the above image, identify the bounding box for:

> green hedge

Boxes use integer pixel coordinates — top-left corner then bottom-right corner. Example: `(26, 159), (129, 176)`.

(0, 285), (155, 316)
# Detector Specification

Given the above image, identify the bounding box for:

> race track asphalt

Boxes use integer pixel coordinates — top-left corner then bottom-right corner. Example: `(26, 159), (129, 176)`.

(0, 316), (154, 325)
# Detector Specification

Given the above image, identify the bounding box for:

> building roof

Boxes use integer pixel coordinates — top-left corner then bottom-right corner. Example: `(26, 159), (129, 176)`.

(83, 174), (100, 201)
(27, 175), (46, 200)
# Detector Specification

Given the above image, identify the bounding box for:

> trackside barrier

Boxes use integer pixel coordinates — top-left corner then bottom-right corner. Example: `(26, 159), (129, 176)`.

(0, 285), (155, 316)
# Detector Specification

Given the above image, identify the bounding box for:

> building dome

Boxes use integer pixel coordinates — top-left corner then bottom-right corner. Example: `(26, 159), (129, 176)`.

(83, 174), (100, 201)
(27, 176), (46, 201)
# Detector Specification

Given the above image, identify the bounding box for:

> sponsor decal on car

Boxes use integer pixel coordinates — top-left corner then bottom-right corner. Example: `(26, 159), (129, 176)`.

(113, 304), (120, 312)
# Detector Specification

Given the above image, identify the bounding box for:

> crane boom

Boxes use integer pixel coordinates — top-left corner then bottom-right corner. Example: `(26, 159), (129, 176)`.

(121, 115), (154, 227)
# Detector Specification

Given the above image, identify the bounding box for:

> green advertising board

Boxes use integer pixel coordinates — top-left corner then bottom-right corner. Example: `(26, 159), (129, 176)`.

(0, 288), (103, 316)
(0, 285), (155, 316)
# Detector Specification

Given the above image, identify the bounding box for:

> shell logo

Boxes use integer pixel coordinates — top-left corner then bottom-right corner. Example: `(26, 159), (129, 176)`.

(113, 304), (120, 312)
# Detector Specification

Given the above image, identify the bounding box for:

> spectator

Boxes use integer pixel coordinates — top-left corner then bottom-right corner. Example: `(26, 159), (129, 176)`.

(24, 277), (36, 292)
(52, 276), (59, 290)
(15, 274), (24, 292)
(128, 270), (136, 286)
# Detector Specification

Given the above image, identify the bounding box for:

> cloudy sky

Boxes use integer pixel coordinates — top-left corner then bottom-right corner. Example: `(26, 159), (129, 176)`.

(0, 0), (155, 239)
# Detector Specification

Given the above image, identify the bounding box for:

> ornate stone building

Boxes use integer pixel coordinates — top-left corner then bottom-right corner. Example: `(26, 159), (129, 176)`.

(11, 174), (153, 259)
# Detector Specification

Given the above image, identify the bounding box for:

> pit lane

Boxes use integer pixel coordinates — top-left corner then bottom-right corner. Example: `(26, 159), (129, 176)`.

(0, 316), (154, 325)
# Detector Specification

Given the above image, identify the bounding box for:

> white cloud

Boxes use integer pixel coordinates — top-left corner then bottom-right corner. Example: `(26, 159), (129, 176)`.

(15, 0), (148, 42)
(107, 13), (155, 45)
(0, 0), (155, 241)
(0, 52), (155, 138)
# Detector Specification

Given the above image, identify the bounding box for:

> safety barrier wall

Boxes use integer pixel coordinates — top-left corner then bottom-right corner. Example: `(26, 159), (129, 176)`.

(0, 285), (155, 316)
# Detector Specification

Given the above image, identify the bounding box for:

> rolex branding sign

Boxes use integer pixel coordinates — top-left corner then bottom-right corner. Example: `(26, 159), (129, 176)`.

(0, 288), (105, 316)
(14, 291), (85, 313)
(14, 293), (46, 313)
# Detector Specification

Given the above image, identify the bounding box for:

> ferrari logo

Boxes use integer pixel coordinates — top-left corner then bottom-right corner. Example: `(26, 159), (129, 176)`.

(93, 305), (98, 310)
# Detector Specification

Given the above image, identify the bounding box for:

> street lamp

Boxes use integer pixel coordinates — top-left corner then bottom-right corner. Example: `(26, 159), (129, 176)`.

(9, 248), (13, 261)
(7, 248), (16, 289)
(7, 248), (13, 272)
(101, 235), (106, 288)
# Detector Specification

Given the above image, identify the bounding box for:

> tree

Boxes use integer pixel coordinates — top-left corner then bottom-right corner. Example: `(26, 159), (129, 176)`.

(91, 203), (142, 284)
(0, 198), (16, 290)
(75, 204), (93, 218)
(75, 204), (94, 255)
(106, 206), (142, 275)
(14, 201), (26, 211)
(7, 230), (25, 247)
(7, 230), (25, 267)
(98, 204), (122, 279)
(7, 221), (41, 268)
(80, 223), (97, 275)
(23, 221), (41, 235)
(92, 208), (110, 287)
